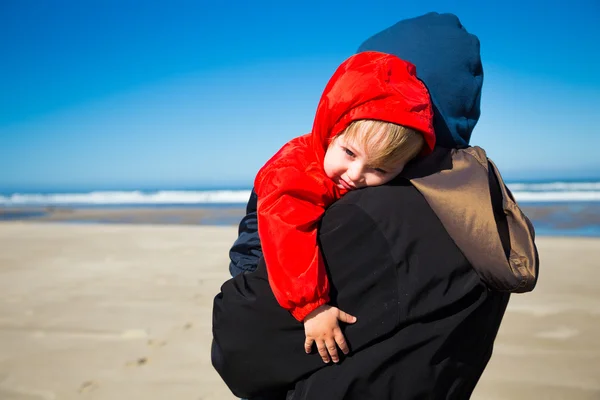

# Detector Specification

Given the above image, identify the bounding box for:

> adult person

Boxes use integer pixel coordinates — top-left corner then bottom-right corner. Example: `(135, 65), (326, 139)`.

(213, 12), (538, 399)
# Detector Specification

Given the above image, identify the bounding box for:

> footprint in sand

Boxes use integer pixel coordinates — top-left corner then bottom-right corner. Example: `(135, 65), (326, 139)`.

(125, 357), (149, 367)
(78, 380), (99, 393)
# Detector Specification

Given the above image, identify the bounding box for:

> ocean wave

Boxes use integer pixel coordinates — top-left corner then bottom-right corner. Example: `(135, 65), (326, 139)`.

(510, 191), (600, 202)
(0, 190), (253, 205)
(507, 182), (600, 191)
(1, 183), (600, 206)
(506, 181), (600, 202)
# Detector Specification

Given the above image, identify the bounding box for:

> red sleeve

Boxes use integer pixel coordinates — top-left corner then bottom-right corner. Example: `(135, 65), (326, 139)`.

(254, 136), (338, 321)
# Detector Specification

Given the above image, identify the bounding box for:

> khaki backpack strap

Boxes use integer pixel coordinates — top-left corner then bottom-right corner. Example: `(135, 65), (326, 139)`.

(409, 146), (538, 292)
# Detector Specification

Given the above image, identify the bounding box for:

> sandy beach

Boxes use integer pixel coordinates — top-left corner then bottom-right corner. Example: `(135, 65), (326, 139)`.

(0, 222), (599, 399)
(0, 207), (247, 226)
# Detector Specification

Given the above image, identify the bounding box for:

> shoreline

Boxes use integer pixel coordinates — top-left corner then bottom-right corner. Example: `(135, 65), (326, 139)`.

(0, 206), (246, 226)
(2, 204), (599, 237)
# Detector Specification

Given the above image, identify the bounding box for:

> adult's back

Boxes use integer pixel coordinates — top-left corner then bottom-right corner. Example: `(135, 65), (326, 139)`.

(212, 147), (536, 399)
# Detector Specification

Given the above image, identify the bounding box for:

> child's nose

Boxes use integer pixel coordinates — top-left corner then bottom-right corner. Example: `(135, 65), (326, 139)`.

(347, 165), (364, 183)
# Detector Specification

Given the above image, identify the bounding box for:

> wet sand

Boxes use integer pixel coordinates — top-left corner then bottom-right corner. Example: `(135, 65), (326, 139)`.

(2, 203), (599, 234)
(0, 207), (246, 226)
(0, 222), (598, 399)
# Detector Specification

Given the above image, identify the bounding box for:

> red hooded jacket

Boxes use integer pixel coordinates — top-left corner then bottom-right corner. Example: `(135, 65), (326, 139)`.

(254, 51), (435, 321)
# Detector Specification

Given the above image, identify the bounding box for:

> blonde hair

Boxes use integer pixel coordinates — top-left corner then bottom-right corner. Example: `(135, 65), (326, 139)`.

(335, 119), (425, 169)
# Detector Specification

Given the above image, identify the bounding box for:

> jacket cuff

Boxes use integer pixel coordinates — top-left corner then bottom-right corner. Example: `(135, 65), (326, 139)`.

(291, 297), (329, 322)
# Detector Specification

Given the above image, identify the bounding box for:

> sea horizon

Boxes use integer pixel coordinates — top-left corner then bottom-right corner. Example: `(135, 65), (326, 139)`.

(2, 177), (600, 204)
(1, 177), (599, 237)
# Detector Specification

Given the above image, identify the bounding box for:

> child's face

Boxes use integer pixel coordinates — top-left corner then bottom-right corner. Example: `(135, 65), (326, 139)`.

(323, 134), (406, 191)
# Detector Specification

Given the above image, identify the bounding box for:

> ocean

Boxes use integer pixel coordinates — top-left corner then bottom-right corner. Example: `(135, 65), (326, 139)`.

(1, 180), (600, 237)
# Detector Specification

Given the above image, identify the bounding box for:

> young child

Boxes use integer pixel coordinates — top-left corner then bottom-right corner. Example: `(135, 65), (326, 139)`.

(239, 51), (435, 363)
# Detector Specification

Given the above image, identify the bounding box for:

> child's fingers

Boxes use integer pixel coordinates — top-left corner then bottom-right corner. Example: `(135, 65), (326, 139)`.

(316, 340), (331, 363)
(337, 310), (357, 324)
(304, 337), (314, 354)
(325, 338), (339, 363)
(334, 329), (350, 355)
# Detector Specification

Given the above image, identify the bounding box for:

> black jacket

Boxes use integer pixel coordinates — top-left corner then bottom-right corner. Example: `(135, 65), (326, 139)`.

(212, 148), (531, 399)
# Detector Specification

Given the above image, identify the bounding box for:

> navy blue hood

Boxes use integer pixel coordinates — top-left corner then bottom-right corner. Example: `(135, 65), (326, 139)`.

(358, 12), (483, 148)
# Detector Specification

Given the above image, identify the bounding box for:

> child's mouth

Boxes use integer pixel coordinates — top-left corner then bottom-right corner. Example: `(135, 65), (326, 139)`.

(338, 178), (354, 191)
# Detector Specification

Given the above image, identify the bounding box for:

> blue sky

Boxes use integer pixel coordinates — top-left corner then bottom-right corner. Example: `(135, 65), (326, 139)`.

(1, 0), (599, 190)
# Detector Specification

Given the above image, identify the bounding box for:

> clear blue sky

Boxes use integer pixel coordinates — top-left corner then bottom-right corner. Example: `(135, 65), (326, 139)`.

(1, 0), (599, 190)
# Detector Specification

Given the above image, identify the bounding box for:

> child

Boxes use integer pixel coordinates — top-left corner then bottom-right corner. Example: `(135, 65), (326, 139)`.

(237, 51), (435, 363)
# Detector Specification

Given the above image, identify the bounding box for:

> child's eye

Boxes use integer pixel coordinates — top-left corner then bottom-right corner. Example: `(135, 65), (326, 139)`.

(343, 148), (355, 157)
(374, 168), (388, 174)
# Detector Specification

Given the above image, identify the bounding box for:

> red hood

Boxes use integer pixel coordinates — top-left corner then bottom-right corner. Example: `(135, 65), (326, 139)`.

(311, 51), (435, 164)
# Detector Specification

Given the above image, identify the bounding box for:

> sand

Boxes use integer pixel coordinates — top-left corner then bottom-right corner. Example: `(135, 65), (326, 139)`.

(0, 207), (246, 226)
(0, 222), (598, 399)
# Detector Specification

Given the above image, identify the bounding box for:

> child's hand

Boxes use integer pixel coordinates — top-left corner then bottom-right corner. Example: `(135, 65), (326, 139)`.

(303, 305), (357, 363)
